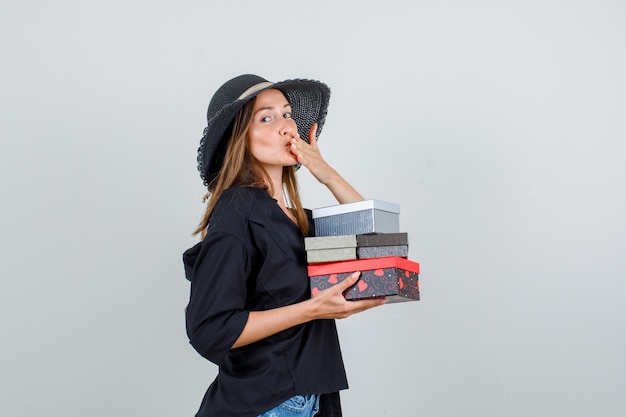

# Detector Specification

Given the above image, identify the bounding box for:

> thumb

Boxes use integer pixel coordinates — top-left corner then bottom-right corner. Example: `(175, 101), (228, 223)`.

(337, 271), (360, 291)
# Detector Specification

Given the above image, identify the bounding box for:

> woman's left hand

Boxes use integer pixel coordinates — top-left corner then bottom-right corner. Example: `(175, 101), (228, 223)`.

(290, 123), (364, 204)
(289, 123), (334, 184)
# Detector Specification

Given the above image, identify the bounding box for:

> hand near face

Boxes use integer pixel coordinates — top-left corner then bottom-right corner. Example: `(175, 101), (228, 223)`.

(290, 122), (364, 203)
(289, 123), (334, 185)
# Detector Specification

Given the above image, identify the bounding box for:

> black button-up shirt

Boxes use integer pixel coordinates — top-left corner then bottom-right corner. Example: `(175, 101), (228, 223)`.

(184, 186), (348, 417)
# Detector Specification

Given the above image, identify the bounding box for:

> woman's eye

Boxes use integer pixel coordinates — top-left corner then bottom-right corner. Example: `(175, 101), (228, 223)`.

(261, 116), (272, 123)
(283, 112), (292, 119)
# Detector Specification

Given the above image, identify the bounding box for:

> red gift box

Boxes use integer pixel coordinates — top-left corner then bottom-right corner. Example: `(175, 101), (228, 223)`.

(308, 256), (420, 303)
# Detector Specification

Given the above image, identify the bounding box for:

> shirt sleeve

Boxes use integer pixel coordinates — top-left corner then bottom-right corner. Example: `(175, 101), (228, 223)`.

(185, 231), (251, 365)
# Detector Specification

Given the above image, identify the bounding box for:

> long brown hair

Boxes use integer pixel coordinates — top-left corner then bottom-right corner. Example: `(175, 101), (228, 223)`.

(193, 97), (309, 238)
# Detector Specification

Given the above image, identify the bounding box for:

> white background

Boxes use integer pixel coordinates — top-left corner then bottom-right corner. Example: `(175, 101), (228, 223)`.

(1, 1), (625, 416)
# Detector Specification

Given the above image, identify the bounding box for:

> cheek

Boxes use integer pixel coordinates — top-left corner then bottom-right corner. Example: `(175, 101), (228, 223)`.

(248, 127), (278, 149)
(246, 132), (271, 159)
(247, 133), (264, 151)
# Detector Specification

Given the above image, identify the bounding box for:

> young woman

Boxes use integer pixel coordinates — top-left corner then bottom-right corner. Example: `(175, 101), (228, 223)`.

(184, 74), (386, 417)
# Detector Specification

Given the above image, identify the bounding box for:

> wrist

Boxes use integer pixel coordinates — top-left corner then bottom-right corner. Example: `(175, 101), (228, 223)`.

(301, 297), (318, 321)
(317, 166), (339, 186)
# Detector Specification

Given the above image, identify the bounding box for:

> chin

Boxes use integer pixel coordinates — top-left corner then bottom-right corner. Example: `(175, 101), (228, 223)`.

(283, 155), (298, 166)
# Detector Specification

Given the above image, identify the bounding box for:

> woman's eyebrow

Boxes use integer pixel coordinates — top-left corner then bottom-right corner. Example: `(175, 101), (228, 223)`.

(253, 103), (291, 115)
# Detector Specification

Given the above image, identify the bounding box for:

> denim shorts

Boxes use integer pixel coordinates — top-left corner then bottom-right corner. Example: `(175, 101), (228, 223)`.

(257, 394), (320, 417)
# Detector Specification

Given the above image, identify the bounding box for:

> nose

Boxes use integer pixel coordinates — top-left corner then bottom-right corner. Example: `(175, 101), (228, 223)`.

(280, 118), (297, 137)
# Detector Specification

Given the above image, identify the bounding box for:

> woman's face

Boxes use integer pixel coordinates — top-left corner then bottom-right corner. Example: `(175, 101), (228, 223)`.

(247, 88), (299, 172)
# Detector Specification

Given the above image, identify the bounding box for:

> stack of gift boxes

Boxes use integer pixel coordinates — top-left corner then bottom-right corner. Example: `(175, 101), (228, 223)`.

(306, 200), (421, 303)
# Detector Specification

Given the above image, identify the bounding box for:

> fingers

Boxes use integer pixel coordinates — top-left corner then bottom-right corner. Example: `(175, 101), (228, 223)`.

(336, 271), (361, 292)
(311, 271), (386, 320)
(290, 139), (320, 169)
(290, 122), (319, 160)
(335, 272), (387, 310)
(291, 123), (318, 151)
(289, 139), (302, 162)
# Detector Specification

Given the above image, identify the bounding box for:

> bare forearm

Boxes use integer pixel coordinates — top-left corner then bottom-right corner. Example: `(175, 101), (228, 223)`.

(231, 300), (315, 349)
(321, 167), (364, 204)
(231, 272), (385, 349)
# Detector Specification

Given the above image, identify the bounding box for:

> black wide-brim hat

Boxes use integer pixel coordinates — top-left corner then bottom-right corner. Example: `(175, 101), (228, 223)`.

(197, 74), (331, 186)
